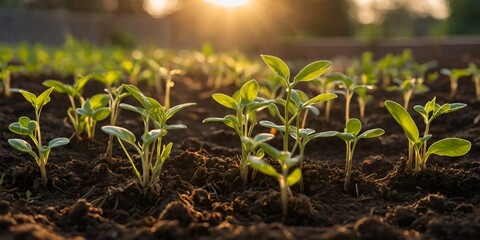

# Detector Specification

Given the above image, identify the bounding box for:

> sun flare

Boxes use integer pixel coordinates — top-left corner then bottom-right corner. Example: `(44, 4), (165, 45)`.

(205, 0), (250, 8)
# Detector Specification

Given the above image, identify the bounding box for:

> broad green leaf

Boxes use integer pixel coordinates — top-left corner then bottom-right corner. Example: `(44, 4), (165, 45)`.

(293, 60), (331, 83)
(124, 84), (150, 110)
(19, 90), (36, 107)
(444, 103), (467, 114)
(248, 156), (280, 178)
(307, 131), (337, 142)
(304, 93), (337, 106)
(426, 138), (471, 158)
(286, 168), (302, 187)
(120, 103), (147, 119)
(240, 79), (258, 103)
(259, 120), (286, 133)
(258, 142), (282, 160)
(93, 108), (111, 121)
(43, 80), (73, 94)
(253, 133), (274, 143)
(261, 55), (290, 82)
(285, 155), (299, 168)
(165, 103), (196, 120)
(75, 75), (91, 91)
(212, 93), (237, 110)
(35, 87), (54, 109)
(385, 100), (419, 142)
(48, 137), (69, 148)
(8, 138), (34, 154)
(203, 115), (239, 130)
(101, 126), (136, 144)
(141, 129), (163, 145)
(346, 118), (362, 136)
(9, 118), (36, 135)
(357, 128), (385, 139)
(89, 94), (109, 109)
(337, 132), (355, 142)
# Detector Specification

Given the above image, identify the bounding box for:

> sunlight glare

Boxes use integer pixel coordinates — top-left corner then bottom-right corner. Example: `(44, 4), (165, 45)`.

(205, 0), (250, 8)
(144, 0), (179, 18)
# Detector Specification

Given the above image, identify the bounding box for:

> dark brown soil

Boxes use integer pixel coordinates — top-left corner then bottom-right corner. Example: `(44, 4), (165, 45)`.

(1, 71), (479, 240)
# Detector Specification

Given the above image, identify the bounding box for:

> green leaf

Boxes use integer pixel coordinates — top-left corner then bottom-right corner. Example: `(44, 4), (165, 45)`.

(120, 103), (147, 119)
(19, 90), (36, 107)
(165, 124), (187, 130)
(9, 119), (36, 135)
(413, 105), (427, 118)
(293, 60), (331, 84)
(253, 133), (274, 143)
(304, 93), (337, 106)
(8, 138), (35, 154)
(212, 93), (237, 110)
(258, 142), (282, 160)
(357, 128), (385, 139)
(165, 103), (196, 120)
(75, 75), (91, 91)
(444, 103), (467, 114)
(240, 79), (258, 104)
(93, 107), (111, 121)
(304, 105), (319, 116)
(48, 137), (69, 148)
(261, 55), (290, 82)
(248, 156), (280, 178)
(286, 168), (302, 187)
(160, 142), (173, 163)
(259, 120), (286, 133)
(101, 126), (136, 144)
(289, 89), (302, 107)
(345, 118), (362, 136)
(426, 138), (471, 158)
(141, 129), (163, 145)
(384, 100), (419, 142)
(43, 80), (74, 95)
(124, 84), (151, 110)
(35, 87), (54, 109)
(89, 94), (109, 109)
(285, 155), (299, 168)
(337, 132), (356, 142)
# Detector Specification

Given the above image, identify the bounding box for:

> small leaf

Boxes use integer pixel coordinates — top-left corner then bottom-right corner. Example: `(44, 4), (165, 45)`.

(248, 155), (280, 178)
(93, 108), (111, 121)
(165, 124), (187, 130)
(124, 84), (150, 110)
(101, 126), (136, 144)
(141, 129), (163, 145)
(43, 80), (72, 94)
(357, 128), (385, 139)
(48, 137), (69, 148)
(385, 100), (419, 143)
(304, 93), (337, 106)
(345, 118), (362, 136)
(165, 103), (196, 120)
(240, 79), (259, 104)
(259, 120), (286, 133)
(120, 103), (147, 118)
(8, 138), (33, 152)
(285, 155), (300, 168)
(304, 105), (319, 116)
(253, 133), (274, 143)
(261, 55), (290, 82)
(294, 60), (331, 83)
(19, 90), (37, 107)
(286, 168), (302, 187)
(426, 138), (471, 158)
(337, 132), (356, 142)
(258, 143), (282, 160)
(413, 105), (427, 118)
(160, 142), (173, 163)
(212, 93), (237, 110)
(89, 94), (109, 109)
(35, 87), (54, 109)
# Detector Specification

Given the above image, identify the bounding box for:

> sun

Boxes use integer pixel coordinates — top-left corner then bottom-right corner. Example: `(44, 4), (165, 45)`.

(204, 0), (250, 8)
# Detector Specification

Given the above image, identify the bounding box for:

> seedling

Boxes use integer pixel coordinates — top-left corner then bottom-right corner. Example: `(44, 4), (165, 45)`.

(385, 100), (471, 172)
(467, 63), (480, 101)
(325, 118), (384, 191)
(102, 84), (195, 192)
(43, 75), (92, 140)
(309, 76), (336, 121)
(105, 85), (130, 159)
(8, 87), (70, 186)
(248, 143), (302, 223)
(440, 68), (470, 97)
(260, 55), (333, 153)
(76, 94), (111, 140)
(121, 58), (143, 85)
(326, 73), (371, 124)
(159, 67), (182, 109)
(203, 79), (274, 183)
(387, 78), (429, 109)
(355, 74), (377, 122)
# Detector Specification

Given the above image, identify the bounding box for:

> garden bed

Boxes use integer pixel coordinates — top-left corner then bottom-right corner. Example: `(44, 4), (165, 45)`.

(0, 65), (479, 240)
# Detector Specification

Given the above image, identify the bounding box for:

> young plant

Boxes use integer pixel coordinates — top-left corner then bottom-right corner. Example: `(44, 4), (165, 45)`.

(326, 118), (384, 191)
(158, 67), (182, 109)
(8, 87), (70, 186)
(355, 74), (377, 122)
(309, 76), (337, 121)
(248, 143), (302, 223)
(76, 94), (111, 140)
(326, 73), (371, 124)
(43, 75), (91, 140)
(440, 68), (470, 97)
(105, 85), (130, 159)
(101, 84), (195, 192)
(467, 63), (480, 101)
(260, 55), (332, 152)
(385, 100), (471, 172)
(203, 79), (274, 183)
(387, 78), (429, 109)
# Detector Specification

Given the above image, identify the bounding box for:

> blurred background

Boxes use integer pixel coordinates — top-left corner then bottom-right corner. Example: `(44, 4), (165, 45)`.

(0, 0), (479, 60)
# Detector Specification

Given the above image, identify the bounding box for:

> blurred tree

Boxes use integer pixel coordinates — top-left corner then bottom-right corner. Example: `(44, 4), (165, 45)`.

(447, 0), (480, 35)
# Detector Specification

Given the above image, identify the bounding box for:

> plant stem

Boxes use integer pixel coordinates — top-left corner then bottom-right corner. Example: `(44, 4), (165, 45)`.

(344, 141), (352, 191)
(450, 78), (458, 97)
(164, 76), (172, 109)
(40, 160), (47, 186)
(474, 76), (480, 101)
(325, 100), (332, 121)
(280, 166), (288, 223)
(4, 70), (10, 97)
(358, 97), (365, 122)
(407, 141), (413, 172)
(283, 86), (293, 152)
(345, 91), (352, 124)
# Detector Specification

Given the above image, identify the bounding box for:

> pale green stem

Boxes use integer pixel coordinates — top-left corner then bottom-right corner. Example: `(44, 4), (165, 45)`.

(345, 91), (352, 124)
(280, 165), (288, 223)
(284, 86), (293, 151)
(358, 97), (366, 122)
(407, 141), (413, 172)
(4, 70), (10, 97)
(474, 76), (480, 101)
(450, 77), (458, 97)
(325, 100), (332, 121)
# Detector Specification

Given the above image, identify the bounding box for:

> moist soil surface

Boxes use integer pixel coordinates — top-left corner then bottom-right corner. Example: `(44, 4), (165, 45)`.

(0, 72), (479, 240)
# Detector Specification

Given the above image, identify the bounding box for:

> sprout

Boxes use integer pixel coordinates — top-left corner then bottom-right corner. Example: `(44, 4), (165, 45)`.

(440, 68), (470, 97)
(8, 87), (70, 186)
(76, 94), (111, 140)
